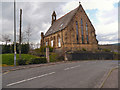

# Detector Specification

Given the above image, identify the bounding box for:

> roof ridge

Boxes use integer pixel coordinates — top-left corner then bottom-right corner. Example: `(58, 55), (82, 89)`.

(56, 6), (79, 21)
(45, 6), (79, 37)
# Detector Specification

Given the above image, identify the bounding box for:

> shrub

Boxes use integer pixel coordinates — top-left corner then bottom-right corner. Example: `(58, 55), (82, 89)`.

(40, 46), (54, 52)
(40, 46), (46, 52)
(103, 49), (111, 52)
(28, 57), (47, 64)
(50, 53), (64, 62)
(29, 48), (45, 57)
(82, 48), (86, 51)
(50, 53), (57, 62)
(2, 43), (30, 54)
(17, 58), (27, 65)
(48, 46), (54, 52)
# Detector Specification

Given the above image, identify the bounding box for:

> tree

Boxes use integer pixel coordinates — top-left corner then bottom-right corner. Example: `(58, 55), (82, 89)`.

(25, 24), (32, 44)
(2, 34), (11, 45)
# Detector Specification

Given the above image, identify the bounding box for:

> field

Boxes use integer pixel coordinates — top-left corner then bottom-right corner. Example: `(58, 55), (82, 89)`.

(1, 54), (39, 66)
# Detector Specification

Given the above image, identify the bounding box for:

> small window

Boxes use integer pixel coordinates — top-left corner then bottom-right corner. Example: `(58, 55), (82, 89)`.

(53, 16), (55, 20)
(51, 40), (53, 47)
(60, 24), (63, 27)
(58, 37), (61, 47)
(46, 42), (48, 46)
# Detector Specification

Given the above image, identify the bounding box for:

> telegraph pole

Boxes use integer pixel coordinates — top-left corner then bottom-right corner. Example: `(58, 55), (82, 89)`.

(14, 0), (16, 66)
(19, 9), (22, 59)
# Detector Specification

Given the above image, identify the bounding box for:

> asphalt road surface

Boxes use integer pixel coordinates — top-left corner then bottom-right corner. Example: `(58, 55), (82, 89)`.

(2, 60), (118, 88)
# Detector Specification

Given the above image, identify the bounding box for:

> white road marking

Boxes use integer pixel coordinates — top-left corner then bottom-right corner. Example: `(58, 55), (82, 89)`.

(64, 65), (80, 71)
(64, 68), (70, 70)
(7, 72), (55, 87)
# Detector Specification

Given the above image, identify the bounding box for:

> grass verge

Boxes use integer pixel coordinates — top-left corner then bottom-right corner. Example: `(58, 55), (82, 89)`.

(2, 54), (39, 65)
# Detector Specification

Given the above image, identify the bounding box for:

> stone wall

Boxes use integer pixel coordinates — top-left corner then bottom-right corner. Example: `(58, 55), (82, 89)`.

(66, 52), (115, 60)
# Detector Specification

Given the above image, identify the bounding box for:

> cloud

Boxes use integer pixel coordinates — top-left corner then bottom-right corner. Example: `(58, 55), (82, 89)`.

(1, 0), (119, 44)
(2, 2), (65, 43)
(62, 0), (118, 44)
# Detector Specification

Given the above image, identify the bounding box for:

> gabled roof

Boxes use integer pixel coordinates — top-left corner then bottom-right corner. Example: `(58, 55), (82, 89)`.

(45, 6), (80, 37)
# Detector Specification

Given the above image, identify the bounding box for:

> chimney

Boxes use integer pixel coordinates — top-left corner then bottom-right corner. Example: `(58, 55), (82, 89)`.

(52, 11), (56, 25)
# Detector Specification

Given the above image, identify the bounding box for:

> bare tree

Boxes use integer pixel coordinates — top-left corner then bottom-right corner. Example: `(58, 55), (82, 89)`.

(25, 24), (32, 44)
(2, 34), (11, 45)
(21, 31), (26, 43)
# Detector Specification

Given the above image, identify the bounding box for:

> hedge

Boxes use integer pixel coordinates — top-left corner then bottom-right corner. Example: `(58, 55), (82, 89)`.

(28, 57), (47, 64)
(17, 57), (47, 65)
(17, 58), (27, 65)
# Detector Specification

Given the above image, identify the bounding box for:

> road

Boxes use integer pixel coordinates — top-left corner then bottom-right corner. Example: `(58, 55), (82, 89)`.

(2, 60), (118, 88)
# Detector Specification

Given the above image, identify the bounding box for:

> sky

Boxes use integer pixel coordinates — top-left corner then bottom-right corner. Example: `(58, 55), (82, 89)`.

(1, 0), (119, 45)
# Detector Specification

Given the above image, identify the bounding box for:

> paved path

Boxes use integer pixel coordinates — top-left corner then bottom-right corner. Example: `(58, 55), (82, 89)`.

(102, 68), (118, 88)
(2, 60), (118, 88)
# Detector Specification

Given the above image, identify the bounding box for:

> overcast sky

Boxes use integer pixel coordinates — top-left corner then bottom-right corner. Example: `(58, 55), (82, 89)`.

(1, 0), (119, 44)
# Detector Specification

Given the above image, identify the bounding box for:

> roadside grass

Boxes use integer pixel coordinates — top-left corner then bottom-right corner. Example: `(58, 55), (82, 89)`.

(2, 54), (39, 66)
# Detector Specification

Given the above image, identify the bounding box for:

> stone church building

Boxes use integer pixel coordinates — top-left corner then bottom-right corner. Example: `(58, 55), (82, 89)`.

(40, 3), (98, 52)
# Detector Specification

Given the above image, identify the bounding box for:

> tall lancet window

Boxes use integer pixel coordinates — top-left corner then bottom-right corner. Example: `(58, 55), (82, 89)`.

(81, 19), (84, 44)
(76, 21), (79, 43)
(86, 23), (89, 44)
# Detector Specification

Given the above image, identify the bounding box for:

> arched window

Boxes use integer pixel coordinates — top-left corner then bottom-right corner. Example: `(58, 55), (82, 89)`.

(81, 19), (84, 44)
(51, 40), (53, 47)
(76, 21), (79, 43)
(58, 37), (61, 47)
(81, 19), (83, 25)
(46, 41), (48, 46)
(53, 36), (56, 47)
(86, 23), (89, 44)
(86, 23), (88, 35)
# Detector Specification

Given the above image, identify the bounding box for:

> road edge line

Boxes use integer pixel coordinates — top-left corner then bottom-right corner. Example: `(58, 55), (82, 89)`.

(99, 66), (118, 88)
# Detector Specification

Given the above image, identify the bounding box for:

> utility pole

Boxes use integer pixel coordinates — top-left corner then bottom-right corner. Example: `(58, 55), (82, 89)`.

(14, 0), (16, 66)
(19, 9), (22, 59)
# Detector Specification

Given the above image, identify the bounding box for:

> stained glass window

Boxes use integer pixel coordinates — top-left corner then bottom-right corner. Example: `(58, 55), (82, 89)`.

(76, 21), (79, 43)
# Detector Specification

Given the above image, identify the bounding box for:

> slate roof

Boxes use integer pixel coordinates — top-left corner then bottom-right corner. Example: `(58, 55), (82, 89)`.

(45, 6), (80, 37)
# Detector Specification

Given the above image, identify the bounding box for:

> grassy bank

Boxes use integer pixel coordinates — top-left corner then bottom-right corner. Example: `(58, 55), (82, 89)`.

(1, 54), (39, 65)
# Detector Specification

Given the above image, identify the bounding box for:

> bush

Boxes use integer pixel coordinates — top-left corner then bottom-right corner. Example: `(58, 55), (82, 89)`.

(17, 58), (27, 65)
(29, 46), (54, 57)
(103, 49), (111, 52)
(29, 48), (45, 57)
(2, 43), (30, 54)
(82, 48), (86, 51)
(2, 45), (11, 54)
(40, 46), (54, 52)
(50, 53), (57, 62)
(48, 46), (54, 52)
(40, 46), (46, 52)
(50, 53), (64, 62)
(28, 57), (47, 64)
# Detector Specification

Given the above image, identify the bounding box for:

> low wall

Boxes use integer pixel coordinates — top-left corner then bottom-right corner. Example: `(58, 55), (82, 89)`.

(66, 52), (115, 60)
